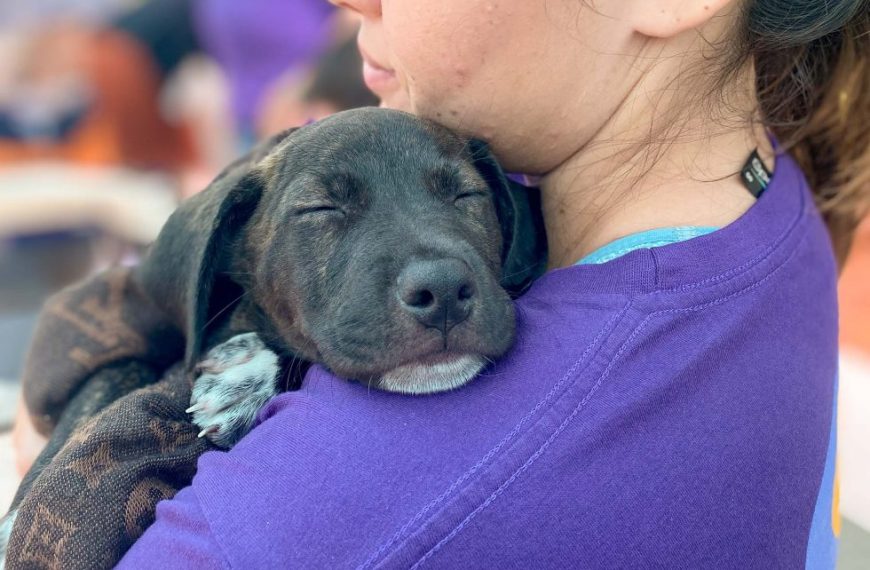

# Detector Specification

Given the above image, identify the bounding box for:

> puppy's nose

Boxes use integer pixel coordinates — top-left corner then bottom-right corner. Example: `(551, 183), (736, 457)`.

(398, 259), (475, 333)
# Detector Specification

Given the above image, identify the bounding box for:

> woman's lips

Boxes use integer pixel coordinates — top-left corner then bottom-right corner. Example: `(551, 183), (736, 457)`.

(359, 46), (398, 95)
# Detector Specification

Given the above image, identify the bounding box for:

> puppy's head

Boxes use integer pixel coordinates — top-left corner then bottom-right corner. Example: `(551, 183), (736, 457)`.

(143, 108), (542, 394)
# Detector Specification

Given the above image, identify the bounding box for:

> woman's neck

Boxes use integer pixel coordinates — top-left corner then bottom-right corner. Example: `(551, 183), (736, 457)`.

(540, 40), (774, 269)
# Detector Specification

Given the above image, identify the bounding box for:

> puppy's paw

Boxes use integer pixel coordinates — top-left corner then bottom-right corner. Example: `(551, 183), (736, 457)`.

(188, 333), (280, 449)
(0, 509), (17, 570)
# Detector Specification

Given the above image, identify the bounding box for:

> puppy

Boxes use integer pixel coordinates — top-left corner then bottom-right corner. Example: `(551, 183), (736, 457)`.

(0, 107), (546, 567)
(175, 107), (539, 445)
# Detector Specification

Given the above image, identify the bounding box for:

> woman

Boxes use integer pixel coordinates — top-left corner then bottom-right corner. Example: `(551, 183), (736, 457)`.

(118, 0), (868, 567)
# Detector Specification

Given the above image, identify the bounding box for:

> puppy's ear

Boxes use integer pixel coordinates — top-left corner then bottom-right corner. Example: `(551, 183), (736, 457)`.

(135, 128), (297, 369)
(467, 139), (548, 297)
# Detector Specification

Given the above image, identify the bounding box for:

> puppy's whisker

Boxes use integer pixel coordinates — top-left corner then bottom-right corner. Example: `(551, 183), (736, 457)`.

(283, 354), (304, 391)
(281, 363), (292, 391)
(501, 261), (543, 281)
(202, 290), (249, 331)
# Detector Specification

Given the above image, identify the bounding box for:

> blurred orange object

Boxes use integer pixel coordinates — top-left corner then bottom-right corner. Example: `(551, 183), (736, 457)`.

(839, 219), (870, 354)
(0, 29), (197, 172)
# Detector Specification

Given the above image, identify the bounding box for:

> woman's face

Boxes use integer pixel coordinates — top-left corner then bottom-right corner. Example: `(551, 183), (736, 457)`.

(331, 0), (643, 174)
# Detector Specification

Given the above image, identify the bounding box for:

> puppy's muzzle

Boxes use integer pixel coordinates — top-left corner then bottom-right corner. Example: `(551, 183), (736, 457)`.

(397, 258), (475, 334)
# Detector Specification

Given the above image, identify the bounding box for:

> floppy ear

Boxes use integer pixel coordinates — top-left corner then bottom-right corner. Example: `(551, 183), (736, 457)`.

(134, 128), (297, 369)
(467, 139), (548, 297)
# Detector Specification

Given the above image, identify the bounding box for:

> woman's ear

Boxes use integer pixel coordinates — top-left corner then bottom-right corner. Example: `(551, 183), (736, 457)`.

(627, 0), (738, 38)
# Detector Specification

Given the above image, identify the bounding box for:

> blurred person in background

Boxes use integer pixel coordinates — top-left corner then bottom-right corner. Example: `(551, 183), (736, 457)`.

(0, 0), (199, 173)
(257, 33), (379, 138)
(0, 0), (373, 179)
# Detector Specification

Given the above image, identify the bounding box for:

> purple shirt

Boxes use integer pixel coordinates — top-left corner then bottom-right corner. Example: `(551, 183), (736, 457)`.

(120, 152), (839, 569)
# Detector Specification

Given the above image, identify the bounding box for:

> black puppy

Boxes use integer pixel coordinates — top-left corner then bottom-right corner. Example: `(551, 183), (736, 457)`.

(171, 107), (541, 446)
(0, 108), (547, 563)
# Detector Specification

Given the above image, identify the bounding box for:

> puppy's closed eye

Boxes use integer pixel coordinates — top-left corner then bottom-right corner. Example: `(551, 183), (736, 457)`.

(454, 190), (488, 204)
(427, 163), (491, 204)
(292, 204), (346, 217)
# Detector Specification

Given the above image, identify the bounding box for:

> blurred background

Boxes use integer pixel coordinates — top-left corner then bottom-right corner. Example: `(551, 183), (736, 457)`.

(0, 0), (866, 565)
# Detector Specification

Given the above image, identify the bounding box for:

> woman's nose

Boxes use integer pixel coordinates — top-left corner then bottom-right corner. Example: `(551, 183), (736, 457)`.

(329, 0), (381, 18)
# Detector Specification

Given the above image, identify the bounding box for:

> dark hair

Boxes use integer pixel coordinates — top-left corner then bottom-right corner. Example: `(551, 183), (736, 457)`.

(304, 35), (379, 111)
(732, 0), (869, 265)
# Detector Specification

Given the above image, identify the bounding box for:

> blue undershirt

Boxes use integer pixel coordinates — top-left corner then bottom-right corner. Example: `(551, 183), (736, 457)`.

(576, 226), (719, 265)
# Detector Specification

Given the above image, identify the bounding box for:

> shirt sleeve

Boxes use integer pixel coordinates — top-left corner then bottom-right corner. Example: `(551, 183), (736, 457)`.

(117, 486), (230, 570)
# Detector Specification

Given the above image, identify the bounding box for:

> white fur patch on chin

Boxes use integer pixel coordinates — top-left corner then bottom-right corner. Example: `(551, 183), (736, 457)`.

(378, 355), (487, 395)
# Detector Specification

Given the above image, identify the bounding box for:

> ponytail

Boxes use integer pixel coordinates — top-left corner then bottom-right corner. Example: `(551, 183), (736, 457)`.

(737, 0), (870, 265)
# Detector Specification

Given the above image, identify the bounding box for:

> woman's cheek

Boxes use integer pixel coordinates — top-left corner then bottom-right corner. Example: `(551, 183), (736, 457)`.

(398, 49), (495, 131)
(385, 2), (493, 102)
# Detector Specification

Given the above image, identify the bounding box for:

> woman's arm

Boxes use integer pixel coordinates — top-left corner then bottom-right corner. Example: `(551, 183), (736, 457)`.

(122, 487), (229, 570)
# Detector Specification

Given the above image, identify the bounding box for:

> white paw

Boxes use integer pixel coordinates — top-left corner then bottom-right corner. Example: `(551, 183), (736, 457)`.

(0, 509), (17, 570)
(188, 333), (280, 448)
